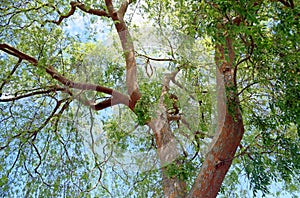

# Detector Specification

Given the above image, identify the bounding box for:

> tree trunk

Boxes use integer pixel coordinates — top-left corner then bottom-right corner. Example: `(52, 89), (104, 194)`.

(187, 39), (245, 197)
(148, 72), (187, 197)
(149, 107), (187, 198)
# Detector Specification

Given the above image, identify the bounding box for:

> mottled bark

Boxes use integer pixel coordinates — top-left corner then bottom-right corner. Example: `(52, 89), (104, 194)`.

(149, 107), (187, 198)
(148, 72), (187, 198)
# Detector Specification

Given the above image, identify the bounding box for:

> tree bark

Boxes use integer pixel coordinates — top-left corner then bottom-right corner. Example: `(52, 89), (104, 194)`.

(148, 72), (187, 198)
(149, 106), (187, 198)
(105, 0), (141, 108)
(187, 38), (245, 197)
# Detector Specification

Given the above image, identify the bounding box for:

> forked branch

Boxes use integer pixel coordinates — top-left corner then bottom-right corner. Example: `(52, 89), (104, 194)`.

(45, 1), (109, 25)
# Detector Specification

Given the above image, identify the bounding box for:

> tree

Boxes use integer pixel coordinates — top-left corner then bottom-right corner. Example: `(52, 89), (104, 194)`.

(0, 0), (299, 197)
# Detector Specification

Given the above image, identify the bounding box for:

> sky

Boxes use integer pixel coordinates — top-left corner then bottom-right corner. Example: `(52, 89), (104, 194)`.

(62, 5), (299, 198)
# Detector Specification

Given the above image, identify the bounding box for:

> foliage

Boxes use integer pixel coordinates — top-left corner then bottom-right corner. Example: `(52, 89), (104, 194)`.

(1, 0), (299, 197)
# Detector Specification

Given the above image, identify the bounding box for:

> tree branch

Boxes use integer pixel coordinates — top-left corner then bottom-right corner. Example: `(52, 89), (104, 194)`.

(237, 81), (259, 96)
(181, 116), (214, 139)
(237, 77), (275, 96)
(118, 0), (132, 17)
(31, 98), (71, 141)
(1, 3), (54, 27)
(136, 52), (175, 62)
(0, 43), (132, 110)
(105, 0), (115, 16)
(169, 69), (207, 102)
(234, 35), (255, 86)
(75, 2), (109, 17)
(45, 1), (109, 25)
(0, 43), (38, 65)
(105, 0), (141, 106)
(0, 85), (68, 102)
(0, 58), (22, 94)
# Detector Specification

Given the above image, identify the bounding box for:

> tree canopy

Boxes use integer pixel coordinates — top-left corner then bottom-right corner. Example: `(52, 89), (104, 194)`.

(0, 0), (299, 197)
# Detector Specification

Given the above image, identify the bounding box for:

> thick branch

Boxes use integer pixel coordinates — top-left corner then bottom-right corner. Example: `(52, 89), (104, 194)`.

(0, 43), (131, 110)
(105, 0), (114, 16)
(148, 70), (187, 197)
(188, 35), (244, 197)
(46, 1), (109, 25)
(105, 0), (141, 106)
(75, 2), (109, 17)
(0, 44), (38, 65)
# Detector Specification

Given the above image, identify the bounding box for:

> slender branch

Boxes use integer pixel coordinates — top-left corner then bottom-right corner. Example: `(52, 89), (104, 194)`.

(237, 81), (259, 96)
(1, 3), (51, 18)
(0, 130), (26, 150)
(169, 69), (207, 103)
(7, 143), (22, 176)
(0, 58), (22, 93)
(238, 77), (275, 96)
(136, 52), (175, 62)
(0, 86), (68, 102)
(181, 117), (214, 139)
(45, 1), (109, 25)
(1, 3), (53, 27)
(234, 36), (255, 86)
(239, 144), (254, 161)
(81, 109), (103, 193)
(31, 142), (42, 174)
(31, 98), (70, 141)
(51, 101), (72, 162)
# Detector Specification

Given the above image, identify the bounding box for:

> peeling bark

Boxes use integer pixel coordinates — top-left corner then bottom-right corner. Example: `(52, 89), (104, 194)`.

(147, 71), (187, 198)
(149, 106), (187, 198)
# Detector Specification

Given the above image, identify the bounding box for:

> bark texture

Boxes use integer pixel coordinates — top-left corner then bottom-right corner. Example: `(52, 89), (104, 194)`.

(187, 38), (245, 197)
(149, 107), (187, 198)
(148, 72), (187, 198)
